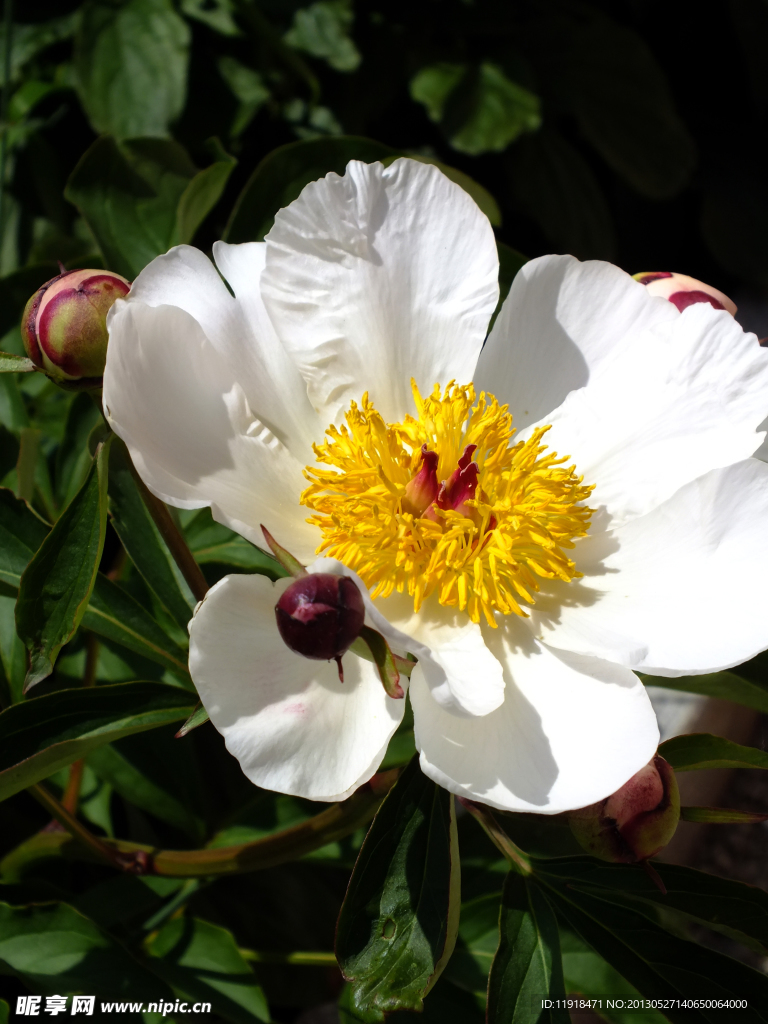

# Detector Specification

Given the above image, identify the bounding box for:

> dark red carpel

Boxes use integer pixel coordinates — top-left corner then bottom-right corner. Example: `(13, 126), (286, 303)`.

(667, 289), (725, 312)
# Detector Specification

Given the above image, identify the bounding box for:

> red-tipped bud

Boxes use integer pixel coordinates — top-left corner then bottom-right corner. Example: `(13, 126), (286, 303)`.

(403, 445), (439, 516)
(568, 755), (680, 863)
(21, 268), (131, 387)
(275, 573), (366, 664)
(634, 271), (736, 317)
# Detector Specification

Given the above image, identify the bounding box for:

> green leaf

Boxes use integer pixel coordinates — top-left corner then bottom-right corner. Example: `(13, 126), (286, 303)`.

(285, 0), (361, 73)
(552, 20), (696, 199)
(176, 703), (209, 738)
(544, 882), (768, 1022)
(224, 135), (397, 243)
(642, 668), (768, 714)
(88, 729), (206, 842)
(65, 136), (201, 280)
(16, 438), (111, 690)
(0, 998), (7, 1024)
(182, 0), (240, 37)
(0, 681), (196, 803)
(539, 856), (768, 960)
(146, 916), (270, 1023)
(74, 0), (190, 140)
(659, 733), (768, 771)
(83, 573), (191, 678)
(0, 352), (34, 373)
(0, 901), (172, 999)
(0, 487), (48, 590)
(487, 874), (569, 1024)
(176, 152), (237, 245)
(0, 16), (75, 87)
(680, 805), (768, 824)
(0, 594), (26, 705)
(336, 756), (460, 1018)
(54, 393), (103, 512)
(217, 56), (270, 137)
(184, 507), (286, 576)
(108, 439), (194, 631)
(506, 129), (616, 261)
(411, 62), (541, 156)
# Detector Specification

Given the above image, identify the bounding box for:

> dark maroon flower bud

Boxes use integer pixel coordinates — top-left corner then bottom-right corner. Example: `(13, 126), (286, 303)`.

(21, 267), (130, 387)
(568, 755), (680, 863)
(275, 574), (366, 671)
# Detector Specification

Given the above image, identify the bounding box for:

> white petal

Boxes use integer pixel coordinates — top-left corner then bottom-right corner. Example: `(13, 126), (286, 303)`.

(189, 573), (405, 801)
(540, 303), (768, 529)
(373, 591), (506, 717)
(122, 243), (321, 457)
(529, 459), (768, 676)
(411, 617), (658, 813)
(261, 158), (499, 425)
(104, 300), (318, 561)
(474, 255), (677, 433)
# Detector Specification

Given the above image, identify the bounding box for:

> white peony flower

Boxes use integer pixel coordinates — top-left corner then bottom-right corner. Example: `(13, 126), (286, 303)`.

(102, 158), (768, 814)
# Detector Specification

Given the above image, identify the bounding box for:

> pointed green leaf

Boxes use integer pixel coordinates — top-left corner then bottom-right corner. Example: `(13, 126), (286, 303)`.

(0, 681), (196, 802)
(544, 882), (768, 1023)
(16, 438), (112, 690)
(660, 733), (768, 771)
(146, 916), (270, 1023)
(0, 352), (35, 373)
(0, 901), (172, 999)
(224, 136), (397, 243)
(74, 0), (190, 140)
(680, 805), (768, 824)
(538, 856), (768, 957)
(487, 874), (569, 1024)
(176, 702), (209, 738)
(83, 574), (191, 677)
(336, 756), (460, 1019)
(642, 669), (768, 714)
(176, 154), (236, 245)
(108, 439), (194, 630)
(0, 487), (49, 590)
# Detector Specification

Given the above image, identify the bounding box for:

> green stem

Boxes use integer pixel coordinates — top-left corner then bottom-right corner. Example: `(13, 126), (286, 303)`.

(127, 455), (209, 603)
(459, 798), (532, 876)
(24, 769), (399, 878)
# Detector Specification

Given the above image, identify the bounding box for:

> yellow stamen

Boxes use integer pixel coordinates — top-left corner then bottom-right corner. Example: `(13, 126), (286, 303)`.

(301, 381), (594, 626)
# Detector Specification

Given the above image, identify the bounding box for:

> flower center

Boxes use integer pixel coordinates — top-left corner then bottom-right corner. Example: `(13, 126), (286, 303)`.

(301, 381), (594, 626)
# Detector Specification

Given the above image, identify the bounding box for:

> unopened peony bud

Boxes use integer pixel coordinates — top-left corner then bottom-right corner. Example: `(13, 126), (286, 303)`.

(275, 574), (366, 673)
(21, 268), (130, 386)
(568, 755), (680, 863)
(634, 271), (736, 316)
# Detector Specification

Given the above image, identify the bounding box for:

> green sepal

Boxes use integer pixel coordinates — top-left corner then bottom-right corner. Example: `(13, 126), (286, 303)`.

(176, 702), (210, 738)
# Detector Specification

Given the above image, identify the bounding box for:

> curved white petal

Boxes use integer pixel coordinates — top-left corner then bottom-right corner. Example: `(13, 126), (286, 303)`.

(121, 242), (321, 457)
(189, 573), (405, 801)
(411, 617), (658, 813)
(261, 158), (499, 425)
(104, 300), (318, 561)
(540, 303), (768, 529)
(474, 255), (677, 433)
(373, 591), (506, 717)
(529, 459), (768, 676)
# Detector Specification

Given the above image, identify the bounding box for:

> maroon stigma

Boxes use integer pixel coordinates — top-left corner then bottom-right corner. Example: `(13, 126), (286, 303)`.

(667, 290), (725, 312)
(275, 574), (366, 681)
(403, 445), (439, 516)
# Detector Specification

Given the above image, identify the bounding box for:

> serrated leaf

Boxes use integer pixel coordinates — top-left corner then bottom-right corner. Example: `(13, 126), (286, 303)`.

(544, 882), (768, 1023)
(659, 733), (768, 771)
(0, 901), (172, 999)
(487, 874), (569, 1024)
(16, 438), (111, 690)
(224, 136), (397, 243)
(336, 756), (460, 1018)
(0, 681), (196, 802)
(83, 573), (191, 678)
(109, 439), (194, 630)
(146, 916), (270, 1023)
(641, 669), (768, 714)
(539, 856), (768, 958)
(74, 0), (190, 140)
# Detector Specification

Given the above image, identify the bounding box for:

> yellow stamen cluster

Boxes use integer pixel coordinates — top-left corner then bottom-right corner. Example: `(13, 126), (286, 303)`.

(301, 381), (594, 626)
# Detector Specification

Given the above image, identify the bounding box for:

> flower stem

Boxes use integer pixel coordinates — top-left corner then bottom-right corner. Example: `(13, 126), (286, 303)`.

(459, 797), (533, 876)
(127, 454), (209, 603)
(28, 783), (123, 869)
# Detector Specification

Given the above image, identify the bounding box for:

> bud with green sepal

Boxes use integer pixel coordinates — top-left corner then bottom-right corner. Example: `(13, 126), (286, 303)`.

(21, 267), (130, 389)
(568, 754), (680, 864)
